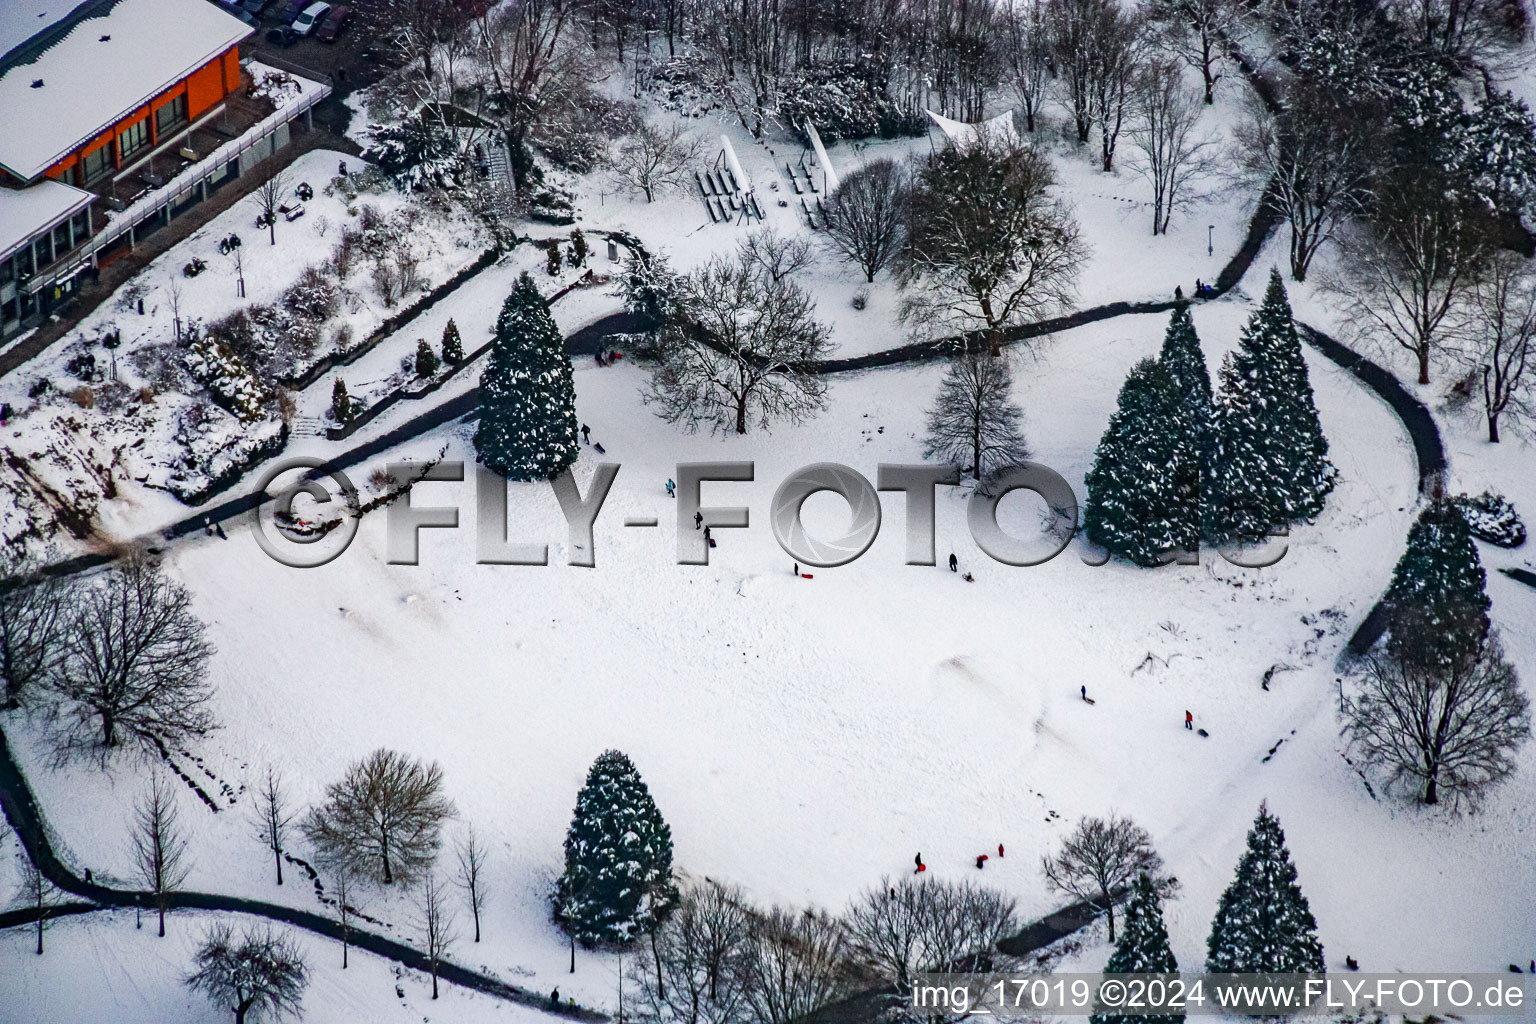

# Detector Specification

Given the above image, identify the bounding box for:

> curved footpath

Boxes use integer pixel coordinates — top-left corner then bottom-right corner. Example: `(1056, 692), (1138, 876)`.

(0, 55), (1449, 1001)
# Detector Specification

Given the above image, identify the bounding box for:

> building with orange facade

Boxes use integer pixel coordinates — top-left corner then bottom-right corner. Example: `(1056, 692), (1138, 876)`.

(0, 0), (328, 343)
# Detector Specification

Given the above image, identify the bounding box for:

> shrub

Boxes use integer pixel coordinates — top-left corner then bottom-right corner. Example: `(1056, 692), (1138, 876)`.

(1453, 491), (1526, 547)
(71, 386), (95, 409)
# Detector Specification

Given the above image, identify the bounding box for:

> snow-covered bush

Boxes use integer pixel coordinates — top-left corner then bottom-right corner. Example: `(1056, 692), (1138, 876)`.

(539, 93), (642, 173)
(777, 60), (923, 144)
(1454, 491), (1527, 547)
(185, 335), (270, 422)
(248, 69), (302, 109)
(360, 112), (466, 192)
(650, 53), (716, 119)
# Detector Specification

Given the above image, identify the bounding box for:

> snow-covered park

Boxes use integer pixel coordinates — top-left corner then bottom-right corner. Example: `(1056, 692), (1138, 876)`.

(4, 1), (1536, 1022)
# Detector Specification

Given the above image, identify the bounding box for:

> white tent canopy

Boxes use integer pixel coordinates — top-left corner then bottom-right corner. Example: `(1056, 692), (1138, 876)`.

(925, 109), (1021, 153)
(720, 135), (751, 193)
(804, 122), (840, 193)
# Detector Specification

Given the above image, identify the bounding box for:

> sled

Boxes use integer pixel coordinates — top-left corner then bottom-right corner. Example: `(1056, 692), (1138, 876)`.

(1081, 697), (1096, 705)
(800, 573), (814, 579)
(708, 538), (717, 548)
(1197, 728), (1210, 738)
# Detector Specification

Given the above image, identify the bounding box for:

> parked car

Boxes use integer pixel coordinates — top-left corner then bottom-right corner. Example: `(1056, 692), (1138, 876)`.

(241, 0), (270, 15)
(316, 4), (351, 42)
(278, 0), (308, 23)
(264, 25), (298, 46)
(292, 1), (331, 35)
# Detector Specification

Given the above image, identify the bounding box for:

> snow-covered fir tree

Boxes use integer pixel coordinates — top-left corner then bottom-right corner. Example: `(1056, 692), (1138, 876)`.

(475, 272), (579, 481)
(331, 377), (353, 424)
(1084, 358), (1199, 565)
(1206, 803), (1324, 974)
(1384, 500), (1491, 671)
(442, 318), (464, 363)
(359, 111), (464, 192)
(1158, 304), (1212, 425)
(1464, 89), (1536, 219)
(554, 750), (679, 947)
(1203, 348), (1275, 542)
(1204, 271), (1334, 540)
(415, 338), (439, 378)
(1158, 305), (1213, 539)
(1091, 873), (1179, 1024)
(1249, 270), (1335, 521)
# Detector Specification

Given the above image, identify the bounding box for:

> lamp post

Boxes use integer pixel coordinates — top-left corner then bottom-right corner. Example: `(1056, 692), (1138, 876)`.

(1208, 224), (1214, 257)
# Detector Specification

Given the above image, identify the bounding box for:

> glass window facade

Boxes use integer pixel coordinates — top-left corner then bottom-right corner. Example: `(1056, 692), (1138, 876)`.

(118, 116), (150, 161)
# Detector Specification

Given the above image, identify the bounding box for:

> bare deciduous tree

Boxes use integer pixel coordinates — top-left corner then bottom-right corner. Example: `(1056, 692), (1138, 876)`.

(635, 879), (752, 1024)
(1041, 814), (1170, 942)
(419, 874), (457, 1000)
(1004, 0), (1053, 133)
(327, 862), (364, 969)
(254, 766), (294, 887)
(453, 824), (488, 943)
(47, 558), (215, 759)
(1148, 0), (1238, 104)
(739, 907), (852, 1024)
(612, 122), (702, 202)
(471, 0), (595, 188)
(1335, 177), (1494, 384)
(301, 748), (456, 886)
(254, 170), (290, 247)
(1086, 2), (1149, 172)
(739, 227), (816, 284)
(133, 773), (191, 938)
(187, 922), (309, 1024)
(0, 552), (70, 710)
(1346, 635), (1530, 808)
(821, 160), (908, 284)
(844, 876), (1019, 995)
(902, 140), (1087, 354)
(923, 352), (1029, 483)
(1128, 61), (1214, 236)
(1233, 82), (1371, 282)
(644, 252), (831, 435)
(1463, 252), (1536, 442)
(14, 847), (62, 955)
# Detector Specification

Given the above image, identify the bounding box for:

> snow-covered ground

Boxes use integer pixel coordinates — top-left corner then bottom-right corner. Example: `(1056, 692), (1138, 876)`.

(4, 33), (1536, 1024)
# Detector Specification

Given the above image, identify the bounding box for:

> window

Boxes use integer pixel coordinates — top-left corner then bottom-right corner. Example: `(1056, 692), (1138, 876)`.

(155, 94), (188, 136)
(0, 255), (13, 285)
(118, 116), (150, 162)
(71, 210), (90, 245)
(81, 143), (112, 184)
(53, 221), (72, 256)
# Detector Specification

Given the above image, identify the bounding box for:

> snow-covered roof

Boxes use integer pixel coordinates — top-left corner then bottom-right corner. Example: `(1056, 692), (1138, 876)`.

(0, 0), (253, 182)
(925, 109), (1022, 154)
(0, 180), (94, 262)
(0, 0), (94, 65)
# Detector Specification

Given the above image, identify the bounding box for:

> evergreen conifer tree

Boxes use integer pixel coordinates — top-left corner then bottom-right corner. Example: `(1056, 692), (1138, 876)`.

(442, 318), (464, 363)
(1384, 501), (1491, 670)
(1206, 803), (1324, 974)
(1204, 271), (1335, 540)
(1158, 305), (1212, 421)
(1084, 359), (1199, 564)
(1203, 350), (1277, 542)
(1158, 305), (1213, 552)
(1091, 873), (1180, 1024)
(331, 378), (353, 424)
(475, 272), (579, 481)
(1246, 270), (1335, 521)
(416, 338), (440, 378)
(569, 229), (589, 267)
(554, 750), (679, 947)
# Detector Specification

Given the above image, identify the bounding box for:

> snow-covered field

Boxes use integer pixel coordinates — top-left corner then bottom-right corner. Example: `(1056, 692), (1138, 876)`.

(4, 29), (1536, 1024)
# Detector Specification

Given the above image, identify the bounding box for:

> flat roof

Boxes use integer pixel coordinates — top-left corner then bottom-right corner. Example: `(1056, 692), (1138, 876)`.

(0, 1), (94, 65)
(0, 0), (253, 182)
(0, 180), (94, 263)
